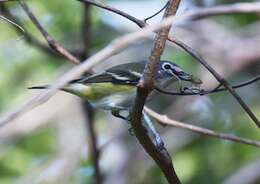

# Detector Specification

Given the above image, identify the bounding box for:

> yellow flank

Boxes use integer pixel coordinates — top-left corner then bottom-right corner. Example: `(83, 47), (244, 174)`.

(64, 82), (135, 101)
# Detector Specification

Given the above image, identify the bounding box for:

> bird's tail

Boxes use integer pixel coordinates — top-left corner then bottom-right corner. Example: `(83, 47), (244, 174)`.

(28, 79), (82, 90)
(28, 85), (49, 90)
(28, 84), (88, 99)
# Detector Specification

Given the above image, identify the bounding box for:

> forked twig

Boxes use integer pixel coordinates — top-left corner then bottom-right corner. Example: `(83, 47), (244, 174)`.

(0, 15), (24, 35)
(169, 38), (260, 128)
(187, 2), (260, 20)
(144, 1), (169, 22)
(0, 15), (178, 126)
(19, 0), (80, 64)
(80, 4), (102, 184)
(131, 1), (182, 183)
(78, 0), (260, 128)
(145, 107), (260, 147)
(155, 76), (260, 96)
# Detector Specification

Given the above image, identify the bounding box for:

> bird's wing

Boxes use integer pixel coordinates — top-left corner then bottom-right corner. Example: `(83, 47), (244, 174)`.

(73, 70), (140, 85)
(79, 73), (114, 83)
(71, 61), (147, 85)
(106, 61), (146, 74)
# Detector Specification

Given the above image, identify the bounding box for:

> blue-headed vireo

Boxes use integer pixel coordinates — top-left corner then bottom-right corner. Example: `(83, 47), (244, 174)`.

(30, 60), (202, 119)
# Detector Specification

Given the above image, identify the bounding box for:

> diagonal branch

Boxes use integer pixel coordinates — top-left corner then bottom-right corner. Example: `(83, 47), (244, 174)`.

(155, 75), (260, 96)
(0, 15), (24, 34)
(168, 38), (260, 128)
(78, 0), (260, 128)
(77, 0), (146, 28)
(78, 0), (260, 28)
(131, 1), (182, 184)
(0, 0), (18, 2)
(80, 4), (102, 184)
(19, 0), (80, 64)
(0, 14), (177, 128)
(187, 2), (260, 20)
(144, 107), (260, 148)
(144, 1), (169, 22)
(0, 4), (61, 57)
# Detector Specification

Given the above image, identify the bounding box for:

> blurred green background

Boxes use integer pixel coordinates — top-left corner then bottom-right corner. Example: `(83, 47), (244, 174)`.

(0, 0), (259, 184)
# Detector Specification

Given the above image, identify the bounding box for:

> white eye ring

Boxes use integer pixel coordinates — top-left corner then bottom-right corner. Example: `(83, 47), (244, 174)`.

(162, 63), (172, 70)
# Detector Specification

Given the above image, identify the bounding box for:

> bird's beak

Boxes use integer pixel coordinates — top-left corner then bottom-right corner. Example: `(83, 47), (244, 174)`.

(169, 70), (202, 85)
(168, 70), (191, 81)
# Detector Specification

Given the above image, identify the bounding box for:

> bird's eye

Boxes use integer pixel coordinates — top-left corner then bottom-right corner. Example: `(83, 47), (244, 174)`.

(163, 63), (172, 70)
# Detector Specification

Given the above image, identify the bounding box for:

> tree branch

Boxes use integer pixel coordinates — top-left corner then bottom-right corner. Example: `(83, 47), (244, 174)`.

(168, 38), (260, 128)
(0, 14), (176, 127)
(0, 4), (62, 57)
(0, 14), (24, 34)
(131, 1), (182, 183)
(80, 4), (102, 184)
(77, 0), (146, 28)
(19, 0), (80, 64)
(0, 0), (18, 2)
(78, 0), (260, 128)
(144, 107), (260, 147)
(144, 1), (169, 22)
(155, 75), (260, 96)
(187, 2), (260, 20)
(78, 0), (260, 28)
(223, 159), (260, 184)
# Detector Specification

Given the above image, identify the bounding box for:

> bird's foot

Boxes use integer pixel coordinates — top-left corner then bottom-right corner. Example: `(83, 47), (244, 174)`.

(111, 108), (131, 121)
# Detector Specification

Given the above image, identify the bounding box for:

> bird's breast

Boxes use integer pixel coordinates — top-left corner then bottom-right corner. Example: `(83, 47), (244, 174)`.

(64, 83), (136, 109)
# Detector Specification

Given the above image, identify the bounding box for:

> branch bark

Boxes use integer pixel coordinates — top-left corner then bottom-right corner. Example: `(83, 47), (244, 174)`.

(0, 0), (18, 2)
(0, 13), (176, 129)
(187, 2), (260, 20)
(0, 4), (61, 58)
(168, 38), (260, 128)
(19, 0), (80, 64)
(78, 0), (260, 128)
(144, 107), (260, 147)
(130, 1), (182, 183)
(80, 4), (102, 184)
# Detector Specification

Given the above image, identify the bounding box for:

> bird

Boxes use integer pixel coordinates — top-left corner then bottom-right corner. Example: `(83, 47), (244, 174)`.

(29, 60), (202, 119)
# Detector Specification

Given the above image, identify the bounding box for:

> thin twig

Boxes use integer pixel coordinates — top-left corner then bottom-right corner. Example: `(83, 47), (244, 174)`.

(144, 1), (169, 22)
(223, 159), (260, 184)
(131, 1), (182, 184)
(78, 0), (260, 28)
(145, 107), (260, 148)
(0, 0), (18, 2)
(0, 14), (177, 126)
(187, 2), (260, 20)
(155, 75), (260, 96)
(77, 0), (146, 28)
(0, 4), (83, 59)
(169, 38), (260, 128)
(0, 4), (60, 57)
(0, 15), (24, 34)
(78, 0), (260, 127)
(19, 0), (80, 64)
(80, 4), (102, 184)
(83, 103), (101, 184)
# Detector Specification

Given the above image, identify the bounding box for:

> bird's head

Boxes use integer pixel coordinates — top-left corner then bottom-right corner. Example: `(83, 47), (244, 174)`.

(157, 60), (202, 85)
